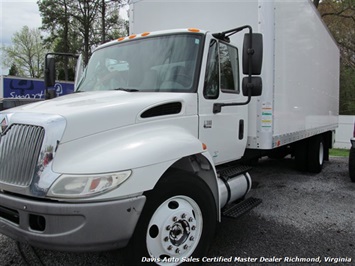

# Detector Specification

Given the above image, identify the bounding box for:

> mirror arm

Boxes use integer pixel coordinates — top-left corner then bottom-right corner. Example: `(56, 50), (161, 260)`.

(213, 89), (252, 114)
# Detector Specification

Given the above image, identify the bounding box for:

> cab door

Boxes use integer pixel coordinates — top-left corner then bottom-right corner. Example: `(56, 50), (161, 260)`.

(199, 38), (248, 165)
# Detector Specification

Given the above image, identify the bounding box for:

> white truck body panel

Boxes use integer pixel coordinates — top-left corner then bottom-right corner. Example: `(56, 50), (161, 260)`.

(129, 0), (340, 150)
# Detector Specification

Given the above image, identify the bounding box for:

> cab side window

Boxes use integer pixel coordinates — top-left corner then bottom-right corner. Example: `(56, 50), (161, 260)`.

(219, 42), (239, 93)
(204, 40), (239, 99)
(204, 40), (219, 99)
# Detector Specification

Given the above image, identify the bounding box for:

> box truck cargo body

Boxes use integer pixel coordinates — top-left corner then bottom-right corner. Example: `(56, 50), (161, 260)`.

(0, 0), (339, 264)
(130, 0), (339, 151)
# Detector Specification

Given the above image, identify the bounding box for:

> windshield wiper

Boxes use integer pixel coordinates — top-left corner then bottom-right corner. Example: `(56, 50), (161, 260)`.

(113, 88), (140, 92)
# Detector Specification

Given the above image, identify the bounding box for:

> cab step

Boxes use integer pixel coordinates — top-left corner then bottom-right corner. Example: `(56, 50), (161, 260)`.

(222, 197), (262, 219)
(218, 165), (252, 180)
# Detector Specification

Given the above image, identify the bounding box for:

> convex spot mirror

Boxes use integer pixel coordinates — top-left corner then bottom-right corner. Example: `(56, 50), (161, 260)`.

(242, 77), (262, 97)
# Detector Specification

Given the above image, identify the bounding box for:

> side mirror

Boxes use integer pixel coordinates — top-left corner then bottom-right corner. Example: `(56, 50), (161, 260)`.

(212, 26), (263, 113)
(242, 33), (263, 75)
(74, 54), (84, 90)
(45, 57), (56, 87)
(242, 77), (262, 97)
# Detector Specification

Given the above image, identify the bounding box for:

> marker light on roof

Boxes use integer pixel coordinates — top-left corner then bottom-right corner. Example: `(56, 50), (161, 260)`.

(141, 32), (150, 37)
(188, 28), (200, 33)
(129, 34), (137, 39)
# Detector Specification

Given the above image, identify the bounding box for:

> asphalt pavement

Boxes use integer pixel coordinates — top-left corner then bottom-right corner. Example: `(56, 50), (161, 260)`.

(1, 156), (354, 265)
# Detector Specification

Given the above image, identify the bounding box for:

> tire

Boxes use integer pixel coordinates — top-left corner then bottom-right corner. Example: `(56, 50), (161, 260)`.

(307, 135), (324, 173)
(349, 148), (355, 182)
(126, 169), (217, 265)
(294, 139), (309, 172)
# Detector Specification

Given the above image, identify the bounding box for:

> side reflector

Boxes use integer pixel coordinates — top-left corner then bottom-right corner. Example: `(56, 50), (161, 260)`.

(202, 143), (207, 150)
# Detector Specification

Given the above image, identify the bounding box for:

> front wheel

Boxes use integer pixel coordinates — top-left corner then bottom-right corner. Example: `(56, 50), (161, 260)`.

(127, 170), (217, 265)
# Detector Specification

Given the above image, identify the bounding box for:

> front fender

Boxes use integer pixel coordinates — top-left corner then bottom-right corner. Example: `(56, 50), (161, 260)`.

(52, 124), (204, 175)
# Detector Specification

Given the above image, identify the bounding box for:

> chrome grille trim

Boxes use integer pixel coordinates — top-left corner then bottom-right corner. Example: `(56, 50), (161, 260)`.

(0, 124), (45, 187)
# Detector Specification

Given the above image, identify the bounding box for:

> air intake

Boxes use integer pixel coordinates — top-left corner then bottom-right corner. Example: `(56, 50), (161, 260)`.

(141, 102), (182, 118)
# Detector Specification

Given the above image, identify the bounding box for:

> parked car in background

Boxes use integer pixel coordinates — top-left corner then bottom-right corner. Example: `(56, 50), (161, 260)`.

(349, 123), (355, 182)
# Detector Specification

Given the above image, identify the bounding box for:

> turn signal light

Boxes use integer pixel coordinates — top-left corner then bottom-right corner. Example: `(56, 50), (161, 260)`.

(202, 143), (207, 150)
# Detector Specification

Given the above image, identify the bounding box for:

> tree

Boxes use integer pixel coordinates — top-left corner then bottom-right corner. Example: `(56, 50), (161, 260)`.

(318, 0), (355, 68)
(1, 26), (47, 78)
(38, 0), (128, 66)
(8, 64), (19, 76)
(99, 0), (128, 44)
(315, 0), (355, 114)
(38, 0), (81, 80)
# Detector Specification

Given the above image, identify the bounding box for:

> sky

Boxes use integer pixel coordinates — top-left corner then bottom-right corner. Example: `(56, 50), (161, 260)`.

(0, 0), (129, 76)
(0, 0), (42, 75)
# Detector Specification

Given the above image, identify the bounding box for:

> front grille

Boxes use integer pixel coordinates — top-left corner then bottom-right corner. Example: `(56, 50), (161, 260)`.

(0, 124), (45, 187)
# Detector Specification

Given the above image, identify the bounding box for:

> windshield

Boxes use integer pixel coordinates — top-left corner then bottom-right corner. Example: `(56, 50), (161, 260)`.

(76, 34), (203, 93)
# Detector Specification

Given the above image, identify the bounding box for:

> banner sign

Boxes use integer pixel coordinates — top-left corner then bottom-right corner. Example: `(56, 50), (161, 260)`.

(3, 76), (74, 99)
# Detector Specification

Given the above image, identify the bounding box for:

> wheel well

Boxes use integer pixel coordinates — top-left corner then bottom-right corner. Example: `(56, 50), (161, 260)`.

(161, 154), (220, 221)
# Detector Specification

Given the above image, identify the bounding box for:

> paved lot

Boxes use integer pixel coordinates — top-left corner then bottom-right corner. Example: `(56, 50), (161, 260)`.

(1, 156), (354, 265)
(207, 156), (355, 265)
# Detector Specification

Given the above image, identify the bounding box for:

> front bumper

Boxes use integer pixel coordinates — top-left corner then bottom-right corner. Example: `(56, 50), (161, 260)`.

(0, 192), (146, 251)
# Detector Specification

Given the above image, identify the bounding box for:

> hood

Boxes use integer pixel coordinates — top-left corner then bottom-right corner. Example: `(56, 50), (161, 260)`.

(10, 91), (197, 143)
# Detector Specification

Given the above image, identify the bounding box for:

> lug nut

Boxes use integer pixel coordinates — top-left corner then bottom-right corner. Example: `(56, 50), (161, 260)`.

(164, 237), (169, 242)
(188, 217), (193, 222)
(183, 244), (188, 250)
(173, 216), (177, 222)
(189, 236), (194, 241)
(167, 245), (173, 251)
(191, 225), (196, 231)
(181, 213), (186, 219)
(166, 225), (171, 231)
(175, 248), (180, 254)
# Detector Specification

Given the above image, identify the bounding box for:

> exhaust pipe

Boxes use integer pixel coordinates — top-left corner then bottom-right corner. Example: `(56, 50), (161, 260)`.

(218, 172), (252, 208)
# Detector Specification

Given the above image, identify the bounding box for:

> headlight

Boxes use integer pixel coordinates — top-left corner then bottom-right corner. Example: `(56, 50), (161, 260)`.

(47, 170), (131, 198)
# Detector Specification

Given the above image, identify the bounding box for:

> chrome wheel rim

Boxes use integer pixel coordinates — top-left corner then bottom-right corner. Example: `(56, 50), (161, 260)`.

(146, 195), (203, 265)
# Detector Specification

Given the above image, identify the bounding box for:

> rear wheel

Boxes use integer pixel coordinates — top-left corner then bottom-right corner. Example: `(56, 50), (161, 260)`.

(307, 135), (325, 173)
(127, 169), (217, 265)
(294, 139), (309, 172)
(294, 135), (326, 173)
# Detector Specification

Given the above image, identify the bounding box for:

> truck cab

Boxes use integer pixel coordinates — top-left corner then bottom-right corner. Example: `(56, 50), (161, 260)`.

(75, 28), (261, 164)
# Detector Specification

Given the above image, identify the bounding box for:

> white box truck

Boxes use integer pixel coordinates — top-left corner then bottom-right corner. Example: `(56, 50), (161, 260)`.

(0, 0), (339, 264)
